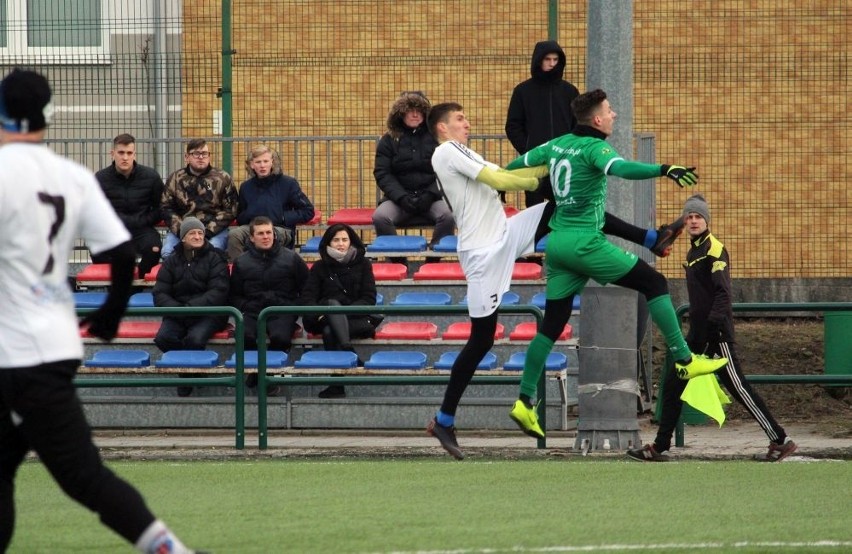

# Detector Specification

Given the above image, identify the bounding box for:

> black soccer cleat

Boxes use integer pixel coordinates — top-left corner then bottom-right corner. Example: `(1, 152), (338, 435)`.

(427, 418), (464, 460)
(651, 215), (686, 257)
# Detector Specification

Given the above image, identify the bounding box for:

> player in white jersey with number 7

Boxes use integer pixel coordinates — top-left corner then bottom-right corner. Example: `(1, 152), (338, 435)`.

(0, 69), (203, 553)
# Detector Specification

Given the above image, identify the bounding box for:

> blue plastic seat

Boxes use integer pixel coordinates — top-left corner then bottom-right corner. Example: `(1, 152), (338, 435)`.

(391, 291), (452, 306)
(73, 292), (108, 308)
(225, 350), (288, 368)
(128, 292), (154, 307)
(460, 291), (519, 306)
(294, 350), (358, 369)
(375, 292), (383, 305)
(84, 349), (150, 367)
(434, 351), (497, 370)
(367, 235), (427, 253)
(535, 235), (548, 252)
(364, 351), (428, 370)
(432, 235), (458, 253)
(503, 351), (567, 371)
(155, 350), (220, 368)
(530, 292), (580, 311)
(301, 236), (322, 253)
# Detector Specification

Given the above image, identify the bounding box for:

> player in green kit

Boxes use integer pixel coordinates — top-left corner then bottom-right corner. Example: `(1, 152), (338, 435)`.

(504, 88), (729, 438)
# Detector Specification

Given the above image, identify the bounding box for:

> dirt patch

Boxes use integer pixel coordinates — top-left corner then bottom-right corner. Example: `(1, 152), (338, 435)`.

(649, 318), (852, 437)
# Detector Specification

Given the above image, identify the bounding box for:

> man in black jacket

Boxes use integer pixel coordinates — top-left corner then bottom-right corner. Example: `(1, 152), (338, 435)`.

(230, 216), (308, 388)
(94, 133), (164, 278)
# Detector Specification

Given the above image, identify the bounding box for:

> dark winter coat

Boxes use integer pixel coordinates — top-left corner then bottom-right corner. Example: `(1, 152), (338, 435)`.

(373, 93), (439, 207)
(95, 162), (164, 231)
(229, 239), (309, 317)
(684, 230), (735, 349)
(153, 241), (230, 324)
(505, 40), (580, 155)
(235, 173), (315, 235)
(300, 224), (377, 333)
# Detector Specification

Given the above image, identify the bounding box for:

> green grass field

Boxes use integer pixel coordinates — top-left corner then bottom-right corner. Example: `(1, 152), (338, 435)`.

(9, 458), (852, 553)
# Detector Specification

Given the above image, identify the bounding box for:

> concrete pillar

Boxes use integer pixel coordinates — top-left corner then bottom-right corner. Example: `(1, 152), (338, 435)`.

(574, 0), (641, 451)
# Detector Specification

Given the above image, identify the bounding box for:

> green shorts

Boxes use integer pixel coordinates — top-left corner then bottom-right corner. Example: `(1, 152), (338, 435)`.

(544, 230), (639, 299)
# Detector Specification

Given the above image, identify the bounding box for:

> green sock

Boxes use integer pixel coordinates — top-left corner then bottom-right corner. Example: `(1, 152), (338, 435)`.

(519, 333), (555, 399)
(647, 295), (691, 362)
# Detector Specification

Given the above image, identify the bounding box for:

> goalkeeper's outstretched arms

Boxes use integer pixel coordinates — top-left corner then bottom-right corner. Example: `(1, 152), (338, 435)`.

(476, 165), (549, 192)
(608, 160), (699, 187)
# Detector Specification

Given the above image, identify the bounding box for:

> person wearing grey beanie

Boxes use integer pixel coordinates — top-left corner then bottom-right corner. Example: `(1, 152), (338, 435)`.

(629, 194), (796, 462)
(179, 216), (206, 241)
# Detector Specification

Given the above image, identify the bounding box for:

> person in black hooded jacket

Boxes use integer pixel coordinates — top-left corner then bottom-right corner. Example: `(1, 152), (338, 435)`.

(229, 216), (309, 387)
(300, 223), (379, 398)
(372, 91), (454, 248)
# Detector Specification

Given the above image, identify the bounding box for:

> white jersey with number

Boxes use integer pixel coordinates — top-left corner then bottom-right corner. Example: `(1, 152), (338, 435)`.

(0, 143), (130, 368)
(431, 140), (507, 251)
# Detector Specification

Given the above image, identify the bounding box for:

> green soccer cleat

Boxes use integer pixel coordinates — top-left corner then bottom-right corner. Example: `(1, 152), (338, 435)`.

(509, 399), (545, 439)
(675, 354), (728, 380)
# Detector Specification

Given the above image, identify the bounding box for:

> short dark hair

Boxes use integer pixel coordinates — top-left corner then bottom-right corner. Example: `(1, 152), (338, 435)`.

(249, 216), (273, 235)
(112, 133), (135, 147)
(571, 89), (608, 125)
(427, 102), (463, 138)
(185, 138), (207, 153)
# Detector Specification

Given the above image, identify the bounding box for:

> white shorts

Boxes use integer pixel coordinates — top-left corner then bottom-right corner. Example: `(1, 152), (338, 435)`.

(458, 201), (548, 318)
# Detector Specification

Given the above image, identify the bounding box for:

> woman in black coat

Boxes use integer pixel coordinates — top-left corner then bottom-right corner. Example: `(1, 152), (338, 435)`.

(300, 223), (378, 398)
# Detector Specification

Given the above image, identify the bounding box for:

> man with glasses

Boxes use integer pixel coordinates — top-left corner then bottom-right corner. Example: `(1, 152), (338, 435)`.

(161, 138), (238, 258)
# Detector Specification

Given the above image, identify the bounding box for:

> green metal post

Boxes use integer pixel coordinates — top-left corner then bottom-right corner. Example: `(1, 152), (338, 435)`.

(548, 0), (558, 39)
(220, 0), (234, 174)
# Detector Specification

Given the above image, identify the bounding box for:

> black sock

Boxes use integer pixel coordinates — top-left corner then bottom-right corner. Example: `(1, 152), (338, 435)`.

(519, 394), (534, 408)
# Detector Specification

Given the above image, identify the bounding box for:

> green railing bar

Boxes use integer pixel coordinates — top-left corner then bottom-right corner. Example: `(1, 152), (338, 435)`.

(256, 304), (546, 450)
(668, 302), (852, 447)
(76, 306), (246, 450)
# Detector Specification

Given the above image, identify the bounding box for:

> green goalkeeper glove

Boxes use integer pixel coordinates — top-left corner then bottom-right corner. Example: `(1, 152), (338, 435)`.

(661, 165), (699, 187)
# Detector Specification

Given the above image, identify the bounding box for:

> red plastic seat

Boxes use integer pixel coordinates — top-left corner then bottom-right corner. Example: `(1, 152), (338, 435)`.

(504, 206), (520, 218)
(512, 262), (543, 280)
(374, 321), (438, 340)
(412, 262), (465, 281)
(442, 321), (504, 340)
(327, 208), (375, 226)
(77, 264), (138, 282)
(509, 321), (572, 341)
(371, 262), (408, 281)
(304, 210), (322, 225)
(144, 264), (161, 281)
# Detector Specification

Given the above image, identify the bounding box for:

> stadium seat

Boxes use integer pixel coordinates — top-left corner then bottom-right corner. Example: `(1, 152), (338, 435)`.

(504, 206), (519, 218)
(374, 321), (438, 340)
(367, 235), (427, 253)
(503, 351), (568, 371)
(412, 262), (465, 281)
(155, 350), (220, 368)
(391, 291), (452, 306)
(225, 350), (288, 368)
(76, 263), (138, 282)
(432, 235), (458, 253)
(327, 208), (375, 225)
(364, 351), (428, 370)
(371, 262), (408, 281)
(459, 291), (520, 306)
(304, 210), (322, 225)
(301, 236), (322, 253)
(84, 349), (151, 367)
(128, 292), (154, 307)
(535, 235), (548, 252)
(375, 292), (383, 305)
(509, 321), (572, 341)
(434, 351), (497, 370)
(144, 264), (161, 281)
(530, 292), (581, 311)
(512, 262), (542, 280)
(442, 321), (505, 340)
(73, 291), (108, 308)
(294, 350), (358, 369)
(80, 320), (158, 339)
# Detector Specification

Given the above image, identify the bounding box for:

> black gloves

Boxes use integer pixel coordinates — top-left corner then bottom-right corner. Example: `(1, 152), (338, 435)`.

(398, 194), (420, 214)
(80, 241), (135, 341)
(414, 191), (437, 212)
(661, 165), (699, 187)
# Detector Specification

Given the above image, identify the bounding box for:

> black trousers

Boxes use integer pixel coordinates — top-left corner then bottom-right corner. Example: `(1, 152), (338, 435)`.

(654, 339), (787, 452)
(244, 313), (298, 352)
(0, 360), (155, 551)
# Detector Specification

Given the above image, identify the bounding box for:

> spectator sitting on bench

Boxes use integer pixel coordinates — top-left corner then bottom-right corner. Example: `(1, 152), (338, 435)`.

(300, 223), (380, 399)
(161, 138), (238, 259)
(93, 133), (164, 278)
(229, 216), (309, 393)
(227, 144), (315, 260)
(153, 217), (230, 397)
(372, 91), (454, 261)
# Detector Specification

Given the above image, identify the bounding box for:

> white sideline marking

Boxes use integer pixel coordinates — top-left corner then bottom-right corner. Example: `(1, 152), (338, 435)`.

(380, 540), (852, 553)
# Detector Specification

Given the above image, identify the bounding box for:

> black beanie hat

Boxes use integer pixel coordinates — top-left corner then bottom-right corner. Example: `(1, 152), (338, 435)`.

(0, 68), (53, 133)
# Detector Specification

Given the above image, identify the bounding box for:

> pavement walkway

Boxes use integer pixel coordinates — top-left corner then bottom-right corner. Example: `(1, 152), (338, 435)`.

(91, 420), (852, 461)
